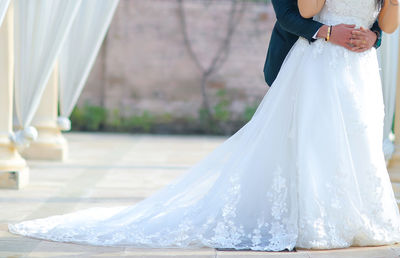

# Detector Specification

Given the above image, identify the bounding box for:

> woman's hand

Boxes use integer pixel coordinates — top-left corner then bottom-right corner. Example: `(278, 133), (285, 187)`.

(349, 27), (378, 52)
(297, 0), (326, 18)
(379, 0), (400, 33)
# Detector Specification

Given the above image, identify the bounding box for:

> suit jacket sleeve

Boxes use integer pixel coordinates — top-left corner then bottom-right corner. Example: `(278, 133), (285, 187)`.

(271, 0), (324, 42)
(371, 20), (382, 49)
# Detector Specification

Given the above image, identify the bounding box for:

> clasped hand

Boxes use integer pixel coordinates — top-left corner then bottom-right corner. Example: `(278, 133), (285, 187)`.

(317, 24), (377, 53)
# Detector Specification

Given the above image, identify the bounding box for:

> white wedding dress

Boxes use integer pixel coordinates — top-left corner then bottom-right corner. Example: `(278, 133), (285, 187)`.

(9, 0), (400, 251)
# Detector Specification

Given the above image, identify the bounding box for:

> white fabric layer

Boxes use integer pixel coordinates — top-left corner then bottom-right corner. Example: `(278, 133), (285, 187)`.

(377, 29), (399, 161)
(0, 0), (10, 27)
(59, 0), (119, 121)
(13, 0), (80, 130)
(8, 0), (400, 251)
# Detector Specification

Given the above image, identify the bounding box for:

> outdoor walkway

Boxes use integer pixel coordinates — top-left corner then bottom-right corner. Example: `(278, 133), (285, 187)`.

(0, 132), (399, 257)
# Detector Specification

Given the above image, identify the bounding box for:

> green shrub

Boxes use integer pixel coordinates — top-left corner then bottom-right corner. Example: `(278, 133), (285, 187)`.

(214, 89), (231, 122)
(70, 103), (107, 131)
(243, 103), (258, 121)
(123, 111), (155, 132)
(84, 105), (107, 131)
(69, 98), (260, 135)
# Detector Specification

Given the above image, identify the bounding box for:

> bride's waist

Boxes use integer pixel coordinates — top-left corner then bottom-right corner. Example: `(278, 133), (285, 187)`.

(314, 14), (375, 29)
(296, 37), (376, 58)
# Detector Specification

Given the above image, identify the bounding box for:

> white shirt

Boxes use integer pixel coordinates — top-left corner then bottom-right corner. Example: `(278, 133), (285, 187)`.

(313, 30), (319, 39)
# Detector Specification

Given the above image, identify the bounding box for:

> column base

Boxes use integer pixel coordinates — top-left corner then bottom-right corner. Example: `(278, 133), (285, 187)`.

(387, 146), (400, 210)
(392, 182), (400, 210)
(0, 136), (29, 189)
(0, 168), (29, 189)
(20, 126), (68, 161)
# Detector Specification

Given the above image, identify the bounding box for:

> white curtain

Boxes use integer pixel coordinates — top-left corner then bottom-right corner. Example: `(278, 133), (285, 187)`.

(0, 0), (10, 26)
(58, 0), (119, 131)
(377, 29), (400, 162)
(12, 0), (81, 147)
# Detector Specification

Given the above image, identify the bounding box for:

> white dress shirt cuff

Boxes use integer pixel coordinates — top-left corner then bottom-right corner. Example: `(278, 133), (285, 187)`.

(312, 29), (319, 39)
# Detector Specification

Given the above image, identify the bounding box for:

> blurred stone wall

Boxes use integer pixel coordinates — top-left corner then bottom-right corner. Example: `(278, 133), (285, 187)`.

(78, 0), (275, 121)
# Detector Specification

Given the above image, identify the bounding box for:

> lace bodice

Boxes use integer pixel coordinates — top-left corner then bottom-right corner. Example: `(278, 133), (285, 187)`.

(314, 0), (380, 28)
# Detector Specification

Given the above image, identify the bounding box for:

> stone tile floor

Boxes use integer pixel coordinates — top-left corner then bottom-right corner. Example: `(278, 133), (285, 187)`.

(0, 132), (399, 257)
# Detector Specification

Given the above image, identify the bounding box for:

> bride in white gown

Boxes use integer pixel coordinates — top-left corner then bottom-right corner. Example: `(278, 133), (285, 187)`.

(9, 0), (400, 251)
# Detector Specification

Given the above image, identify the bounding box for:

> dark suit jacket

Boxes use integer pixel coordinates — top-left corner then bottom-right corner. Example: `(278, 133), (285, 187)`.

(263, 0), (382, 86)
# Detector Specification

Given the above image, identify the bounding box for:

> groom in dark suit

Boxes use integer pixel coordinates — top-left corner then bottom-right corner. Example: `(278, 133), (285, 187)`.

(264, 0), (382, 86)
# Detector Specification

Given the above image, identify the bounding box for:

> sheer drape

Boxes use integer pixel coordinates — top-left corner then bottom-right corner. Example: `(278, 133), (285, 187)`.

(58, 0), (119, 131)
(12, 0), (81, 146)
(377, 29), (400, 161)
(0, 0), (10, 26)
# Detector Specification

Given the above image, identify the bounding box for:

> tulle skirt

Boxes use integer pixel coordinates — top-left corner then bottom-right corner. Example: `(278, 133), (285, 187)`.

(9, 38), (400, 251)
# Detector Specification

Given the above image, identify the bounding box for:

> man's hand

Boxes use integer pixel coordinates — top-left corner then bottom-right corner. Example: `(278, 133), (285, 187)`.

(317, 24), (356, 50)
(349, 27), (377, 52)
(316, 24), (377, 53)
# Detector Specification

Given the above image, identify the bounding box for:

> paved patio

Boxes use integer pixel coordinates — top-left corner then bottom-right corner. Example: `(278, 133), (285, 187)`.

(0, 132), (399, 257)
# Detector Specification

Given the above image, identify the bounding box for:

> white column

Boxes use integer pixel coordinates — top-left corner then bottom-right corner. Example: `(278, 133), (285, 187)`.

(378, 30), (399, 162)
(0, 3), (29, 189)
(20, 63), (68, 161)
(388, 34), (400, 210)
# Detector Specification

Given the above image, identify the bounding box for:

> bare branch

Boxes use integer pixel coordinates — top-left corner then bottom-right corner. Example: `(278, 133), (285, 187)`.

(177, 0), (205, 73)
(177, 0), (246, 118)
